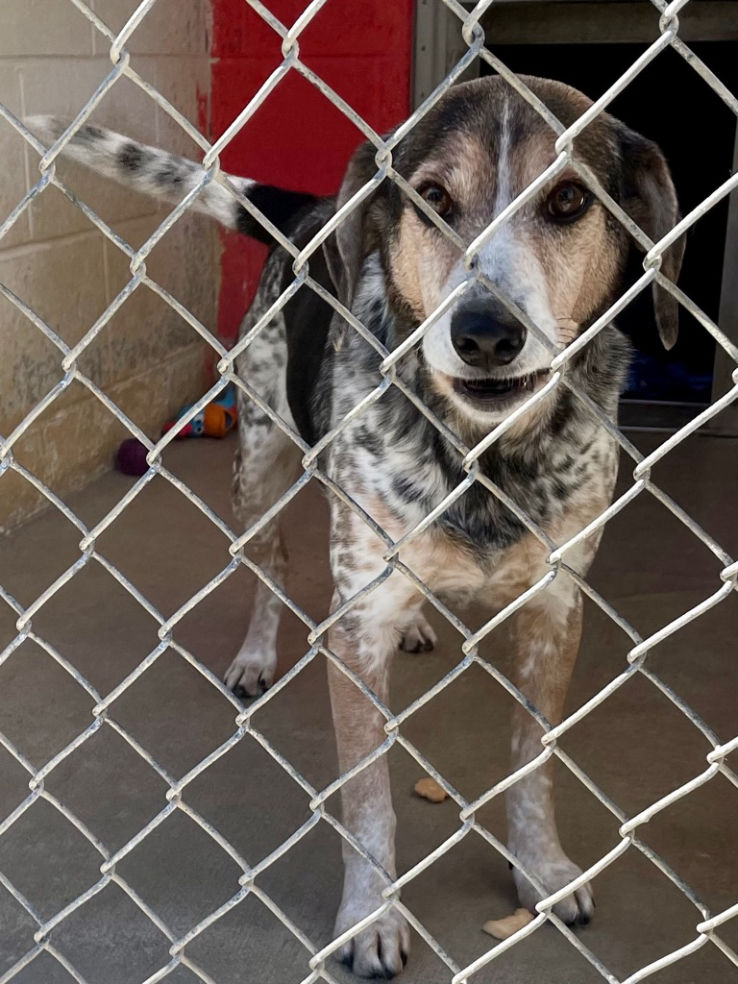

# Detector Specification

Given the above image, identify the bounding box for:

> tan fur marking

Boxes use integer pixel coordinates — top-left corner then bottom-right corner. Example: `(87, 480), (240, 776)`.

(391, 132), (497, 319)
(391, 212), (459, 319)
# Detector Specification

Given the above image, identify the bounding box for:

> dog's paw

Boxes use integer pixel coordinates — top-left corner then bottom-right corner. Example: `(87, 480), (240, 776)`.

(223, 651), (275, 699)
(513, 852), (594, 926)
(336, 908), (410, 979)
(399, 614), (437, 654)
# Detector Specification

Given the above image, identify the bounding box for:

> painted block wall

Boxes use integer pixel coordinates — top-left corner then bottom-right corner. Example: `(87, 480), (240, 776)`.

(0, 0), (217, 532)
(209, 0), (415, 342)
(0, 0), (414, 532)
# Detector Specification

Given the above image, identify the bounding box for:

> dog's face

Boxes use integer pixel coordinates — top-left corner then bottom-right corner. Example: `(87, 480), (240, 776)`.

(389, 86), (628, 424)
(329, 76), (683, 429)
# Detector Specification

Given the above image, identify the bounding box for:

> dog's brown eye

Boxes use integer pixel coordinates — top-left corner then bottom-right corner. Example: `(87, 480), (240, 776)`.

(419, 183), (452, 218)
(546, 182), (590, 222)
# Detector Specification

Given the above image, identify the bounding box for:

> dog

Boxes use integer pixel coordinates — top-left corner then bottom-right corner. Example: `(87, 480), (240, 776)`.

(30, 74), (683, 978)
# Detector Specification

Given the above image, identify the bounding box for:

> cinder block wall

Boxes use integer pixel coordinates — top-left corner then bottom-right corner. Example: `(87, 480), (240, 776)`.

(0, 0), (218, 533)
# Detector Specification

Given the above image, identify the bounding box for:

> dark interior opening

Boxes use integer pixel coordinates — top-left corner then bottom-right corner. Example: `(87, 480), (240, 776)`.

(480, 41), (736, 406)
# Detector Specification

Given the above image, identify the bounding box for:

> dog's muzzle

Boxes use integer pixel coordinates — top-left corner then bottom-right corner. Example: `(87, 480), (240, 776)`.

(450, 299), (526, 371)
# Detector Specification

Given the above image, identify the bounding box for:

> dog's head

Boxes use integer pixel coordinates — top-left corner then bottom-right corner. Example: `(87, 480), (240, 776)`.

(326, 76), (683, 428)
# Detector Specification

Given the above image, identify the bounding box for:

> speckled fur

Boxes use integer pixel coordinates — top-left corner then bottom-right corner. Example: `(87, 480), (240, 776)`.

(222, 79), (681, 978)
(36, 79), (682, 979)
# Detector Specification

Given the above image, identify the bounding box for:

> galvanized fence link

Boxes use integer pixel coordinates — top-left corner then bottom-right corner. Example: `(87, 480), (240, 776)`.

(1, 0), (737, 982)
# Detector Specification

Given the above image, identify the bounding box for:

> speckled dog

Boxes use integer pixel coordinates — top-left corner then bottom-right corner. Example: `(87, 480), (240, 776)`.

(31, 76), (683, 978)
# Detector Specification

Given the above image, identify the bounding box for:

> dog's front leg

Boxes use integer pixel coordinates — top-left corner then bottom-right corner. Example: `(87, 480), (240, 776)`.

(327, 591), (412, 979)
(506, 588), (595, 925)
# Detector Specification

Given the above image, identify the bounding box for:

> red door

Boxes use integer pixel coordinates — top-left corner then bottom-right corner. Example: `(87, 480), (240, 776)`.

(209, 0), (414, 341)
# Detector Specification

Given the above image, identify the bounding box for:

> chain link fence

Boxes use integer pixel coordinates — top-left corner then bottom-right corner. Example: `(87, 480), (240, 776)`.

(1, 0), (737, 982)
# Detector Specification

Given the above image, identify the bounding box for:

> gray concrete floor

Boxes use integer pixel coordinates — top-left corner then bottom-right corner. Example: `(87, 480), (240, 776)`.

(0, 428), (737, 984)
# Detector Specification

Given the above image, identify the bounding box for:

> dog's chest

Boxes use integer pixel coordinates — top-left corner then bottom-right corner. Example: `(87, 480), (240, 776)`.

(346, 446), (569, 610)
(343, 413), (581, 553)
(398, 526), (545, 608)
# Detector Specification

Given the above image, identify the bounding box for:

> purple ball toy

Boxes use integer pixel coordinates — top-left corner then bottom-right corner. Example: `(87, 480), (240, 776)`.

(116, 438), (149, 476)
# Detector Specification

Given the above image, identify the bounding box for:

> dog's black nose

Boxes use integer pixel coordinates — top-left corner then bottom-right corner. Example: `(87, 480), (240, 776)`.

(450, 301), (526, 369)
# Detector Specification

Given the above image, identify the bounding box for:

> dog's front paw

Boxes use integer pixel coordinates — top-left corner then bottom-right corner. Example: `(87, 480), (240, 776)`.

(223, 650), (275, 698)
(513, 851), (594, 926)
(335, 906), (410, 979)
(399, 614), (437, 653)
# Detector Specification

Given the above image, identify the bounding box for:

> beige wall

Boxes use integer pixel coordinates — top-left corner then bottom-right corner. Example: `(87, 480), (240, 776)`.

(0, 0), (218, 532)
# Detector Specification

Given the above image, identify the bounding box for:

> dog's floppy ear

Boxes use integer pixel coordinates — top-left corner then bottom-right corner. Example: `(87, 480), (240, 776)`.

(323, 140), (386, 309)
(618, 124), (685, 350)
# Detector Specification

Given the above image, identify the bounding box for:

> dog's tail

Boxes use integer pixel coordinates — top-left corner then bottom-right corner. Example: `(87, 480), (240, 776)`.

(26, 116), (318, 244)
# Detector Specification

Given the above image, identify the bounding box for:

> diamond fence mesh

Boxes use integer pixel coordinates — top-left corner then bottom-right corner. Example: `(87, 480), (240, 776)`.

(0, 1), (737, 982)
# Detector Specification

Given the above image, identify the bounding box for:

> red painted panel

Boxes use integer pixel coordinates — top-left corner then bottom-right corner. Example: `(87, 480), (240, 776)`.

(209, 0), (414, 341)
(212, 0), (414, 60)
(217, 230), (269, 344)
(211, 56), (408, 192)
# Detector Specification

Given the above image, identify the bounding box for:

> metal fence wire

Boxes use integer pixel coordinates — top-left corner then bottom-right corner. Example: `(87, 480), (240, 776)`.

(1, 1), (738, 982)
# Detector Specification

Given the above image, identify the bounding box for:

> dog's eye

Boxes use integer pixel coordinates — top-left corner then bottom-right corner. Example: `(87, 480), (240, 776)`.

(546, 182), (591, 222)
(418, 183), (452, 218)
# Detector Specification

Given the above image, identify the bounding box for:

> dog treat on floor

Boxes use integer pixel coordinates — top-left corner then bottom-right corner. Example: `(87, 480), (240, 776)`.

(482, 908), (535, 940)
(413, 777), (448, 802)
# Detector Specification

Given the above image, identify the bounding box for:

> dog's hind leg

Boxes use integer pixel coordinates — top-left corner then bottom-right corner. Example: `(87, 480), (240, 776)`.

(225, 401), (301, 699)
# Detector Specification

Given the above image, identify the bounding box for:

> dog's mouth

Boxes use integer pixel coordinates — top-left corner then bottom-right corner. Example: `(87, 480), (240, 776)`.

(452, 371), (548, 406)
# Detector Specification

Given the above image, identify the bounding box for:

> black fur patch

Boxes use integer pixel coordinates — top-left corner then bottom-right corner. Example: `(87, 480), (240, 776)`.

(118, 142), (146, 172)
(279, 206), (336, 445)
(236, 185), (321, 246)
(78, 125), (104, 144)
(154, 161), (185, 187)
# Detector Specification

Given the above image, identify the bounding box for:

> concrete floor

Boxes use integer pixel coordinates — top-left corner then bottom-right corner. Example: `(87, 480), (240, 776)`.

(0, 427), (736, 984)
